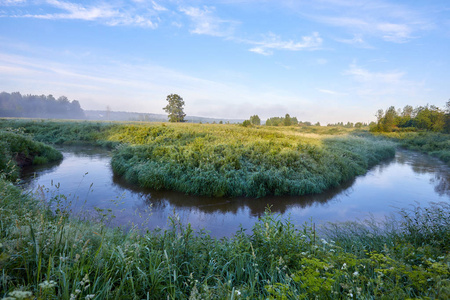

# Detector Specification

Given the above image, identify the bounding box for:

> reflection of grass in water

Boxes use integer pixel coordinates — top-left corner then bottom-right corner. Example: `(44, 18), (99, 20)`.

(1, 178), (449, 299)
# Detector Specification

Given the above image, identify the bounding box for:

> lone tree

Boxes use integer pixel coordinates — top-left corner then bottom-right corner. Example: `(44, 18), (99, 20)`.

(163, 94), (186, 122)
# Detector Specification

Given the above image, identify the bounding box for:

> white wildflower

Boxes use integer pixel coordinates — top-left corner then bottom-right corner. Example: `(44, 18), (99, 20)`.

(39, 280), (57, 289)
(353, 271), (359, 277)
(85, 294), (95, 299)
(7, 290), (33, 299)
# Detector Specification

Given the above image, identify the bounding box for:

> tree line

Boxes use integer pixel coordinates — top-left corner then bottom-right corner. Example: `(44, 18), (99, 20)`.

(370, 101), (450, 133)
(0, 92), (85, 119)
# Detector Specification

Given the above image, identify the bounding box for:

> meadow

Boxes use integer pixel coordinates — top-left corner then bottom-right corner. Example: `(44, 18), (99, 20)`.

(0, 119), (449, 299)
(0, 119), (396, 197)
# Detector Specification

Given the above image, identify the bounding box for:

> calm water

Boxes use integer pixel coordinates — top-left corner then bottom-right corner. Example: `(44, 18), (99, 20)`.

(20, 147), (449, 237)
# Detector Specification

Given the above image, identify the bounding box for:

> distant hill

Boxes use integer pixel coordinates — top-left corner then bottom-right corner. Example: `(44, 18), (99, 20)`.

(85, 110), (244, 124)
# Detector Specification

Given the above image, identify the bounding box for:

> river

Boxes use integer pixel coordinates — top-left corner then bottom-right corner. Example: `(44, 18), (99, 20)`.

(20, 147), (449, 237)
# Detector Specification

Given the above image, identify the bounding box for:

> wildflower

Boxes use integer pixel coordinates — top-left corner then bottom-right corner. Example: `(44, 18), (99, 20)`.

(353, 271), (359, 277)
(39, 280), (57, 289)
(85, 295), (95, 299)
(341, 263), (347, 270)
(7, 290), (33, 299)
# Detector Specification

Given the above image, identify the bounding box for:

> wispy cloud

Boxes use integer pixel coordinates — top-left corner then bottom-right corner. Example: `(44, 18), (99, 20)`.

(179, 6), (238, 37)
(342, 63), (425, 106)
(249, 32), (322, 56)
(344, 64), (405, 84)
(5, 0), (161, 28)
(317, 88), (347, 96)
(306, 0), (432, 43)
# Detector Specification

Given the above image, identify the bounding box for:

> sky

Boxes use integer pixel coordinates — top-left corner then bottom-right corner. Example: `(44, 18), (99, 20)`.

(0, 0), (449, 124)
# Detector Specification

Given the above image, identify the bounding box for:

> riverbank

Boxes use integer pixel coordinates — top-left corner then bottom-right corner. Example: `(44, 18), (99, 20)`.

(1, 176), (449, 299)
(375, 132), (450, 164)
(0, 119), (396, 197)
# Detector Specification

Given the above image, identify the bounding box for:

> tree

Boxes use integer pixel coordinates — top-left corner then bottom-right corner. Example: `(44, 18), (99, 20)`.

(283, 114), (292, 126)
(163, 94), (186, 122)
(249, 115), (261, 125)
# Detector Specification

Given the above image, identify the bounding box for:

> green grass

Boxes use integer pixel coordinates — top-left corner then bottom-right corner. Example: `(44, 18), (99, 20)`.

(0, 119), (448, 299)
(0, 129), (62, 181)
(109, 124), (395, 197)
(375, 131), (450, 164)
(0, 119), (396, 197)
(0, 178), (448, 299)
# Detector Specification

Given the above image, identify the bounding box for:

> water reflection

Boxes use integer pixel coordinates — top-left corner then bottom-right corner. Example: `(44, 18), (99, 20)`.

(20, 147), (449, 237)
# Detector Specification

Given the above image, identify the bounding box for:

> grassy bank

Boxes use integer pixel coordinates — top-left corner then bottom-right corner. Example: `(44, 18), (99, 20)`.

(0, 119), (395, 197)
(1, 176), (448, 299)
(0, 129), (62, 181)
(375, 132), (450, 164)
(109, 124), (395, 197)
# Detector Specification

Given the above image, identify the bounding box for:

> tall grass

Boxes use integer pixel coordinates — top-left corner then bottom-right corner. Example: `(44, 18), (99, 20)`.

(375, 131), (450, 164)
(0, 129), (62, 180)
(0, 119), (395, 197)
(110, 124), (395, 197)
(1, 179), (448, 299)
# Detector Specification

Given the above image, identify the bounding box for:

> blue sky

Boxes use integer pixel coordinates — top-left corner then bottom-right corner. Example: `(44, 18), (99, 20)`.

(0, 0), (449, 124)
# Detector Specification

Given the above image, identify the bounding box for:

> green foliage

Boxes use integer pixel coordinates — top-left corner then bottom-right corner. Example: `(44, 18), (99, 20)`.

(249, 115), (261, 125)
(0, 119), (118, 147)
(163, 94), (186, 122)
(0, 130), (62, 180)
(265, 114), (299, 126)
(377, 131), (450, 164)
(109, 124), (395, 197)
(1, 177), (448, 299)
(371, 103), (448, 133)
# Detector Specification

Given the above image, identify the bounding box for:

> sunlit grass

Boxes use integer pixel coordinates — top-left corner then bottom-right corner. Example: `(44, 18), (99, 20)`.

(0, 119), (396, 197)
(109, 123), (395, 197)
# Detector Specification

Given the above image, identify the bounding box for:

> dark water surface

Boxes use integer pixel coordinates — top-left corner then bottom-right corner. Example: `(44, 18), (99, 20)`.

(21, 147), (449, 237)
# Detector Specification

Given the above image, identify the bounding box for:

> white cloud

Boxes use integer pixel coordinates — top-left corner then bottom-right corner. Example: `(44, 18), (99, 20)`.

(249, 32), (322, 56)
(317, 89), (347, 96)
(179, 6), (238, 37)
(344, 64), (405, 84)
(152, 1), (167, 12)
(376, 23), (412, 43)
(306, 0), (431, 43)
(8, 0), (160, 28)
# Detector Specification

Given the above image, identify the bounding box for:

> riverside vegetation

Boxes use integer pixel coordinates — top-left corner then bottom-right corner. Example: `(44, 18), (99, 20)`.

(0, 119), (449, 299)
(0, 119), (395, 197)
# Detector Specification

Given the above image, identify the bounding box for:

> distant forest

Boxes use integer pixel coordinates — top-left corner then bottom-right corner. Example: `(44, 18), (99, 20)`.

(0, 92), (85, 119)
